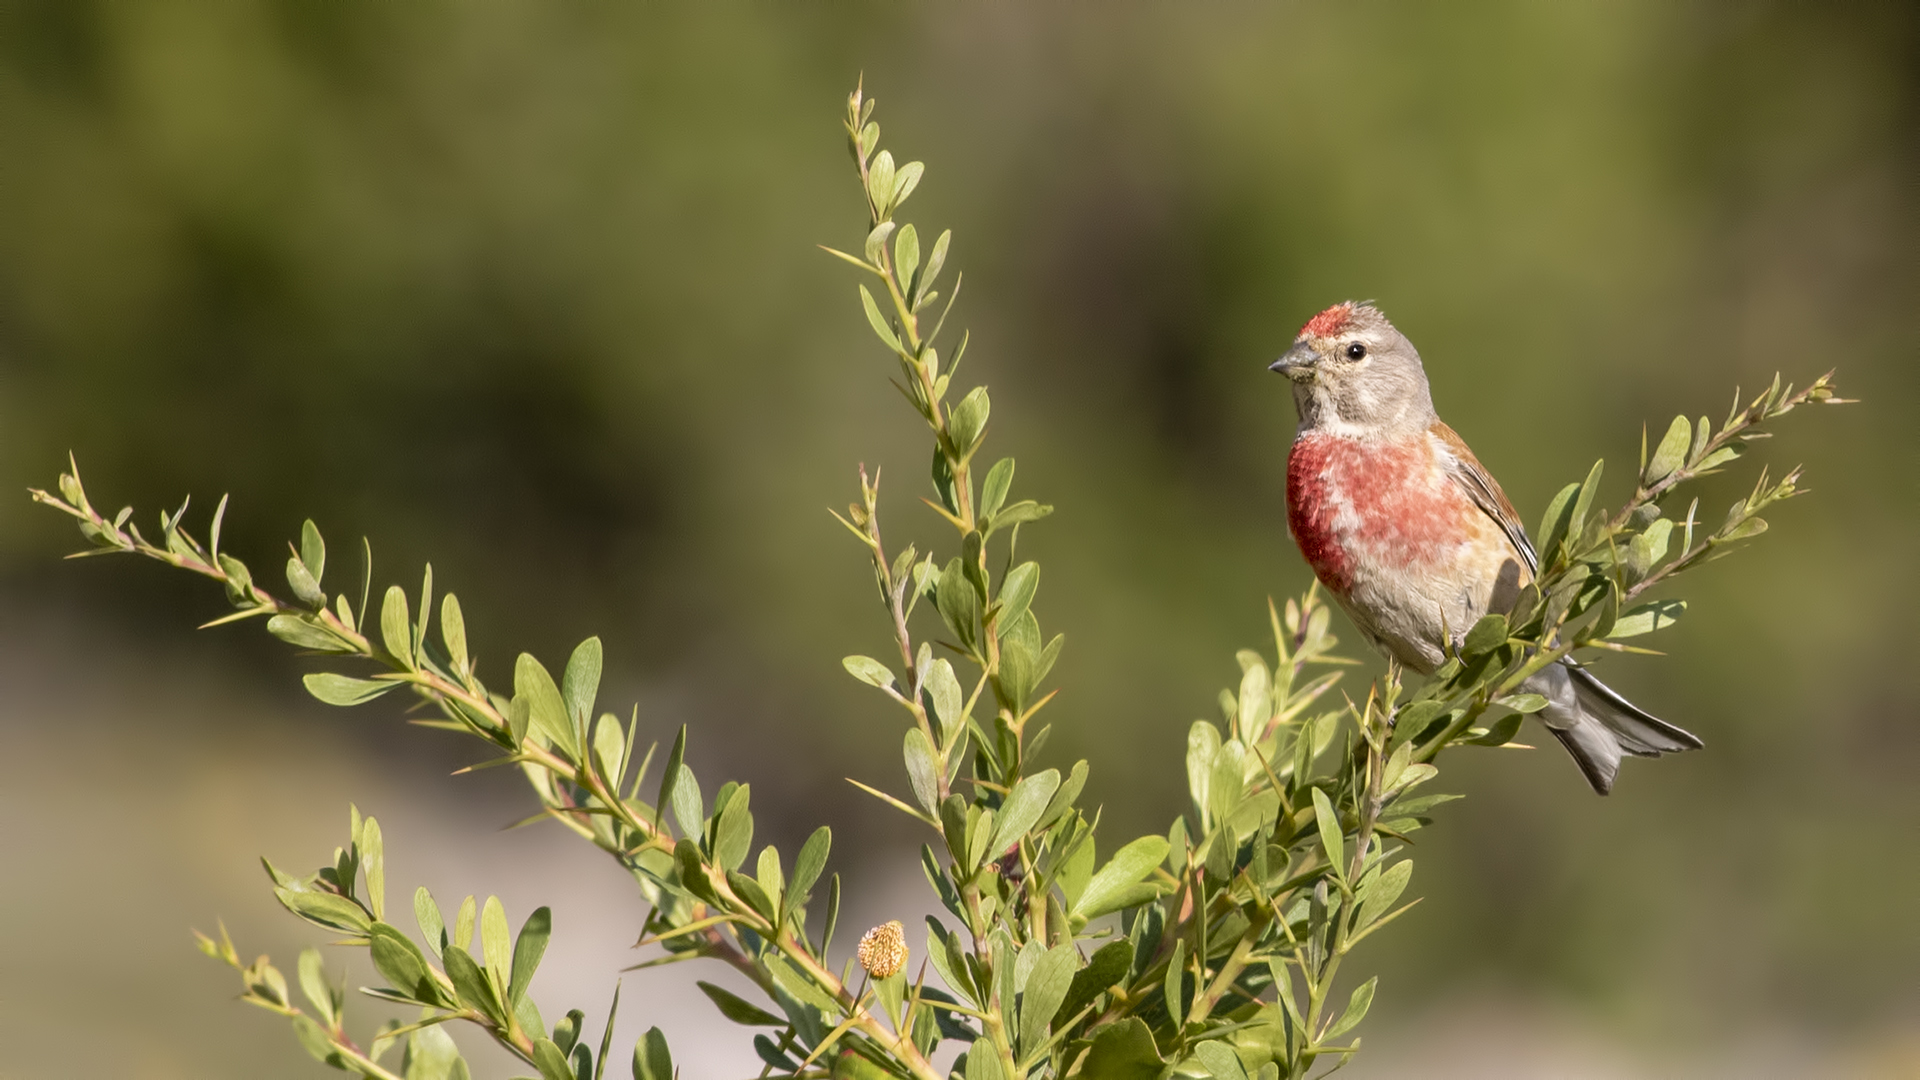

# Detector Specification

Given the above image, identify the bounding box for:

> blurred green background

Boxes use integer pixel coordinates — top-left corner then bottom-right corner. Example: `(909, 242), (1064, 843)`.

(3, 2), (1916, 1077)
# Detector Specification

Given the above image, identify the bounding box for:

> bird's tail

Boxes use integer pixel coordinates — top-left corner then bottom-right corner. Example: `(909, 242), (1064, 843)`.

(1524, 662), (1703, 795)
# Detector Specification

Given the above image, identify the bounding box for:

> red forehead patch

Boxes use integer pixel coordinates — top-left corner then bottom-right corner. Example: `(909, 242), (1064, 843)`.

(1300, 302), (1354, 339)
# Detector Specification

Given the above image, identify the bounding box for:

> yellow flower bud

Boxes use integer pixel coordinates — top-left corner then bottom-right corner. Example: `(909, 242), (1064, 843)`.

(856, 920), (908, 979)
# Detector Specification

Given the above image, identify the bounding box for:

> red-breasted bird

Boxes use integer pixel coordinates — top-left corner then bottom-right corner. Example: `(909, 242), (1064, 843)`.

(1271, 301), (1700, 793)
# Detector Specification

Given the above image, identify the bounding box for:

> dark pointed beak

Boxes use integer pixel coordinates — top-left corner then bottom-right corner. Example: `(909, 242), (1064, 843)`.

(1270, 341), (1319, 379)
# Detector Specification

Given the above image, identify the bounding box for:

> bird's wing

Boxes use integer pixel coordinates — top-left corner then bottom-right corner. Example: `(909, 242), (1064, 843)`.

(1430, 420), (1539, 574)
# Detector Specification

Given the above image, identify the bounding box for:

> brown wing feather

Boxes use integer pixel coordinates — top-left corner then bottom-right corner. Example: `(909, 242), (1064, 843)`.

(1430, 420), (1538, 574)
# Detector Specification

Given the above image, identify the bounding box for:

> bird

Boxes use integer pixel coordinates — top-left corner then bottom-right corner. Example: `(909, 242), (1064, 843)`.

(1270, 301), (1701, 794)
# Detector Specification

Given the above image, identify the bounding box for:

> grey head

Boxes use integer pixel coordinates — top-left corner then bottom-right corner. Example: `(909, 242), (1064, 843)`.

(1270, 302), (1436, 439)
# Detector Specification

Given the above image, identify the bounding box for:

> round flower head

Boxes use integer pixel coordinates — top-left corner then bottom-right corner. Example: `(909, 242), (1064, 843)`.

(856, 920), (908, 979)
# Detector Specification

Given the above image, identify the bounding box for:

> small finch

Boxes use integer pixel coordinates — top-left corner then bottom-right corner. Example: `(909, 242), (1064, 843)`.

(1271, 302), (1701, 793)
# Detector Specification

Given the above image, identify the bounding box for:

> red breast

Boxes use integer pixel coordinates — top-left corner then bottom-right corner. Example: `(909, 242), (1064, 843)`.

(1286, 425), (1492, 597)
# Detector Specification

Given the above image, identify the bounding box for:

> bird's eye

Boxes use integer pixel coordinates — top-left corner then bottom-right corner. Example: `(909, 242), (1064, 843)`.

(1345, 342), (1367, 360)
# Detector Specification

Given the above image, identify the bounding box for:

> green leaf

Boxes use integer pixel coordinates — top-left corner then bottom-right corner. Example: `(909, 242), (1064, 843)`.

(219, 552), (255, 604)
(1039, 758), (1088, 832)
(1494, 693), (1548, 713)
(859, 285), (903, 354)
(980, 458), (1014, 518)
(948, 387), (991, 456)
(935, 558), (980, 651)
(479, 896), (513, 1002)
(1610, 598), (1687, 638)
(842, 655), (897, 689)
(297, 947), (335, 1025)
(1625, 518), (1674, 583)
(822, 873), (841, 957)
(1071, 835), (1170, 921)
(1207, 740), (1248, 829)
(531, 1038), (575, 1080)
(903, 728), (942, 816)
(631, 1028), (673, 1080)
(895, 223), (921, 297)
(1056, 826), (1094, 909)
(413, 563), (433, 664)
(274, 885), (371, 935)
(1569, 459), (1605, 548)
(360, 816), (385, 920)
(441, 593), (469, 675)
(697, 981), (785, 1026)
(965, 1039), (1007, 1080)
(593, 713), (627, 790)
(988, 500), (1053, 533)
(381, 585), (411, 664)
(441, 944), (502, 1024)
(675, 840), (717, 905)
(596, 985), (622, 1080)
(921, 229), (953, 302)
(1354, 860), (1413, 930)
(1644, 415), (1692, 486)
(1163, 939), (1187, 1027)
(756, 846), (785, 908)
(1326, 976), (1378, 1038)
(302, 672), (397, 707)
(300, 519), (326, 584)
(996, 562), (1039, 629)
(671, 763), (704, 843)
(508, 695), (532, 748)
(369, 923), (445, 1006)
(268, 614), (347, 652)
(1237, 659), (1271, 742)
(286, 555), (325, 609)
(1018, 944), (1078, 1059)
(863, 221), (896, 266)
(713, 785), (754, 872)
(515, 653), (578, 759)
(1191, 1041), (1250, 1080)
(995, 611), (1041, 712)
(1186, 721), (1221, 825)
(453, 895), (476, 952)
(509, 906), (551, 1007)
(932, 446), (961, 515)
(867, 150), (896, 210)
(1311, 788), (1345, 880)
(401, 1022), (464, 1080)
(1536, 482), (1581, 564)
(733, 872), (787, 924)
(767, 953), (841, 1015)
(656, 726), (686, 829)
(291, 1015), (340, 1066)
(925, 659), (965, 743)
(1461, 613), (1509, 656)
(1466, 712), (1526, 747)
(924, 920), (971, 1005)
(1078, 1018), (1163, 1080)
(892, 159), (925, 207)
(415, 886), (447, 958)
(1055, 940), (1130, 1029)
(562, 637), (602, 730)
(988, 768), (1061, 856)
(787, 827), (831, 917)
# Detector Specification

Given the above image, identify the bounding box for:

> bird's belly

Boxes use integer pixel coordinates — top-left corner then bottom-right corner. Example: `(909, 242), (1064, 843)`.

(1287, 435), (1523, 673)
(1342, 548), (1513, 673)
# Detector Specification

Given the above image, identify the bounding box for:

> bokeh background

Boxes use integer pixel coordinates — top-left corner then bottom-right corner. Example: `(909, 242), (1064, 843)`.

(3, 3), (1916, 1077)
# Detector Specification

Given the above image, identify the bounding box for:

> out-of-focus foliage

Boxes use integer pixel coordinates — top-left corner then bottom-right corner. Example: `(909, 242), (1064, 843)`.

(2, 2), (1916, 1077)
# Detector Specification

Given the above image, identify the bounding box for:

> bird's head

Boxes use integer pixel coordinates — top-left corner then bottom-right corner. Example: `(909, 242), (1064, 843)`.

(1271, 301), (1434, 437)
